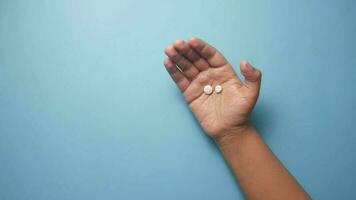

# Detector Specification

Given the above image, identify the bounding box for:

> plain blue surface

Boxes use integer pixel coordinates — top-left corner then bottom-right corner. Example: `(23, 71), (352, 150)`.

(1, 0), (355, 199)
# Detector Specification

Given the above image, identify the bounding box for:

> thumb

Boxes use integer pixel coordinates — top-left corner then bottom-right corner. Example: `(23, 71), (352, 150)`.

(240, 60), (262, 91)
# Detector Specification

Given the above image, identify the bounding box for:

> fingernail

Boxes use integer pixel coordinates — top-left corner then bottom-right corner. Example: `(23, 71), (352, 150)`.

(246, 61), (255, 70)
(246, 61), (254, 70)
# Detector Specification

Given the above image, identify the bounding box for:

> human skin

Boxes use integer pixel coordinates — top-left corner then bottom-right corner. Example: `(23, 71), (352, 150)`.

(163, 37), (311, 200)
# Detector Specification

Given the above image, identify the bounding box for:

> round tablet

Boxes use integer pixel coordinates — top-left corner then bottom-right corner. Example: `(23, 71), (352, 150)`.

(203, 85), (213, 95)
(215, 85), (223, 93)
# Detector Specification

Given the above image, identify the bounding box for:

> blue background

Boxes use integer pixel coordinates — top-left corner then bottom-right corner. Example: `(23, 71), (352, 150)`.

(1, 0), (355, 199)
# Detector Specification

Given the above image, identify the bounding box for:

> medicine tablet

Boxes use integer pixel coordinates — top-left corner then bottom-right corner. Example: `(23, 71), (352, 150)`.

(215, 85), (223, 93)
(203, 85), (213, 95)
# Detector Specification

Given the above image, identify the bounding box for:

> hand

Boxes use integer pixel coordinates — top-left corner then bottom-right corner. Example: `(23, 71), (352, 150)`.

(163, 37), (262, 139)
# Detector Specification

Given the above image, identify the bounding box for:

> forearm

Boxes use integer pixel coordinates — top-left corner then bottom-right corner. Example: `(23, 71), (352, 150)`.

(216, 125), (310, 200)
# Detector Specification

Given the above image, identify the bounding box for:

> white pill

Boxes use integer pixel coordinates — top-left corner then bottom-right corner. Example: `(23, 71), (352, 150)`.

(215, 85), (223, 93)
(203, 85), (213, 94)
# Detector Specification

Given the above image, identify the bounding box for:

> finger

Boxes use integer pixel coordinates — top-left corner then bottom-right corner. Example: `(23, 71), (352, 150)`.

(173, 39), (210, 71)
(187, 37), (228, 67)
(164, 58), (190, 92)
(164, 45), (200, 80)
(240, 60), (262, 91)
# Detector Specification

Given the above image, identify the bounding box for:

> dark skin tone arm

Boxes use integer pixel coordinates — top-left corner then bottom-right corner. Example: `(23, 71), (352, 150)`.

(163, 37), (311, 200)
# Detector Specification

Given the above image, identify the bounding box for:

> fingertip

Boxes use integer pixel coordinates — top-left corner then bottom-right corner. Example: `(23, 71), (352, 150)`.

(188, 36), (198, 42)
(174, 39), (184, 46)
(174, 39), (186, 51)
(164, 45), (178, 57)
(188, 36), (200, 47)
(240, 59), (253, 74)
(240, 59), (248, 66)
(164, 46), (169, 55)
(164, 58), (174, 67)
(163, 58), (169, 65)
(240, 60), (262, 84)
(164, 45), (174, 54)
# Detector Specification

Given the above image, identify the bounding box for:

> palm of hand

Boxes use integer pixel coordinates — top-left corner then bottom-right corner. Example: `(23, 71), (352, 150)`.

(164, 38), (261, 138)
(185, 64), (257, 137)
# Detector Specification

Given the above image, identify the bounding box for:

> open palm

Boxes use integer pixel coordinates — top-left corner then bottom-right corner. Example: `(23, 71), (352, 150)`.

(164, 37), (261, 138)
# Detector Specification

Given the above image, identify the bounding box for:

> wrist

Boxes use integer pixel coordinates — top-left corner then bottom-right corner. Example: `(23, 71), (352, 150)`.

(214, 124), (255, 148)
